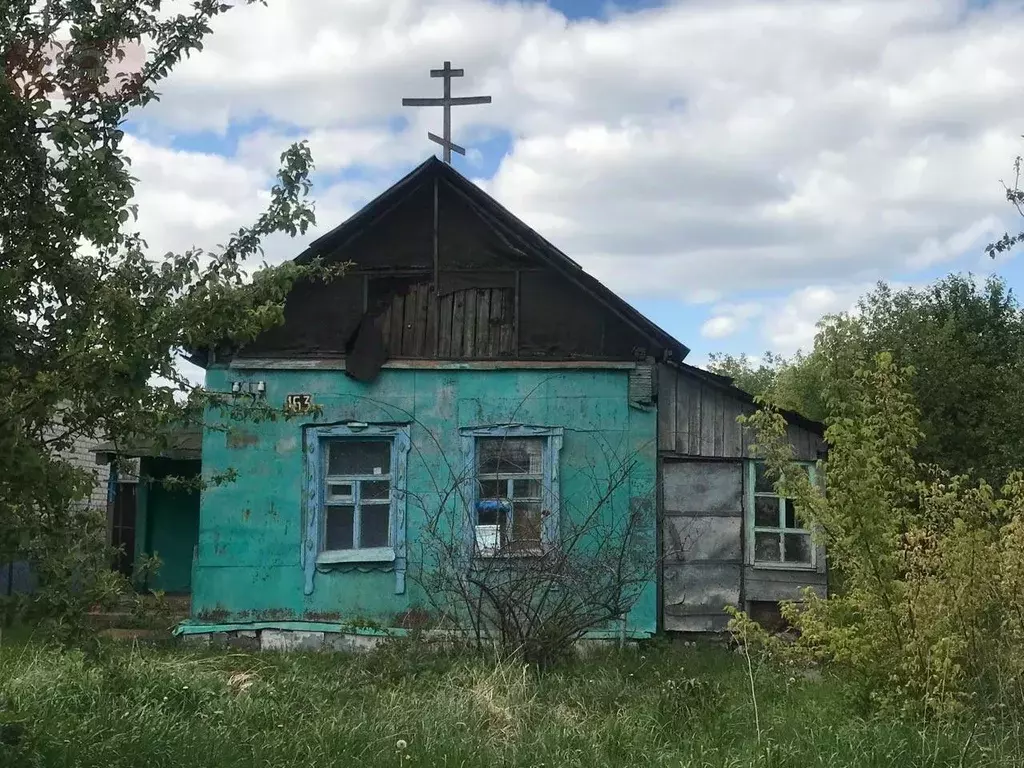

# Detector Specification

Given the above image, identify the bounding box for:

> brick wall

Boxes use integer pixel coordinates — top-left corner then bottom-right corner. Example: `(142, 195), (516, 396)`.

(43, 411), (110, 511)
(59, 430), (110, 510)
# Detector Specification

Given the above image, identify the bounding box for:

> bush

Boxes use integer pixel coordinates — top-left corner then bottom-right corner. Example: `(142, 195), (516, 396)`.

(735, 350), (1024, 716)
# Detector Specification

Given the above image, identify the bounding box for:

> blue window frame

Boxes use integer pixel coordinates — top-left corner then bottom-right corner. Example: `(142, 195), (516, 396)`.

(303, 423), (410, 595)
(460, 425), (563, 556)
(745, 460), (816, 569)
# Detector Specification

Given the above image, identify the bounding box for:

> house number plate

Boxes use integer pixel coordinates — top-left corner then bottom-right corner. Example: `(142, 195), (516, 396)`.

(285, 393), (313, 413)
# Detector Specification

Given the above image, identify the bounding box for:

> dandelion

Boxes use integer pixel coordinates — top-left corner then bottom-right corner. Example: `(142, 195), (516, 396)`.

(396, 739), (408, 751)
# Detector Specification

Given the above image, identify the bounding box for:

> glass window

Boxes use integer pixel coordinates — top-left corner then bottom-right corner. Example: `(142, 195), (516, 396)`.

(748, 460), (814, 567)
(322, 439), (393, 551)
(475, 437), (548, 554)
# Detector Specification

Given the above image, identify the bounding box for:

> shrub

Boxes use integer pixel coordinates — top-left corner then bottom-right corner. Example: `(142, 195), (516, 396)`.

(735, 350), (1024, 716)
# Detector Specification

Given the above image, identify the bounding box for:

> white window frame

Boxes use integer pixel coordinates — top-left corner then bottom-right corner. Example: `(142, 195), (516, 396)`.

(745, 460), (816, 570)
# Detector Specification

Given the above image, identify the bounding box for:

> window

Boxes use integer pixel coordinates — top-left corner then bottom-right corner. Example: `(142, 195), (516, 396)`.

(476, 437), (545, 553)
(303, 424), (410, 581)
(461, 426), (563, 556)
(323, 440), (392, 553)
(747, 460), (815, 568)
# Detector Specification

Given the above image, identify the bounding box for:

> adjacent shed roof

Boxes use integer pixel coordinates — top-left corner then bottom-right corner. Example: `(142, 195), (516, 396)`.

(678, 362), (824, 436)
(92, 427), (202, 463)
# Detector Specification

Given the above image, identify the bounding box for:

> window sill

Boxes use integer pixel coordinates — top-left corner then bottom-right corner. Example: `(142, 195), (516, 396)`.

(317, 548), (396, 565)
(750, 561), (817, 572)
(474, 549), (546, 560)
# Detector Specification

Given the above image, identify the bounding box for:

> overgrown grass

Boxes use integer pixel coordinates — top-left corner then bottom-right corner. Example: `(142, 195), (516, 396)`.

(0, 635), (1019, 767)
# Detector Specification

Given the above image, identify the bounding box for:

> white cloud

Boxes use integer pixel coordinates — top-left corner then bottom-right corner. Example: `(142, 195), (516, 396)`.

(700, 302), (763, 339)
(117, 0), (1024, 359)
(122, 134), (394, 266)
(761, 284), (872, 354)
(700, 316), (740, 340)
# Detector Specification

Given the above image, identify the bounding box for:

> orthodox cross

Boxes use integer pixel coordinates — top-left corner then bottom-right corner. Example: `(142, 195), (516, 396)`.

(402, 61), (491, 163)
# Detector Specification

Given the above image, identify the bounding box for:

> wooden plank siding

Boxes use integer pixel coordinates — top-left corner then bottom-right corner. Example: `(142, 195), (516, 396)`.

(657, 364), (824, 461)
(374, 285), (516, 360)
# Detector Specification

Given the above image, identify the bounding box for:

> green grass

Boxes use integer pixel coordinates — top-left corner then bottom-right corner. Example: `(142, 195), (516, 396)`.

(0, 634), (1019, 767)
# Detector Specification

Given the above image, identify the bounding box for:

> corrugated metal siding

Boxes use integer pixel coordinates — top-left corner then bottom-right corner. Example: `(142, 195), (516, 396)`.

(657, 364), (824, 461)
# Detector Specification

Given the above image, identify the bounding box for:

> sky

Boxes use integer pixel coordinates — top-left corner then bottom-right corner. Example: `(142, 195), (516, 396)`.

(121, 0), (1024, 370)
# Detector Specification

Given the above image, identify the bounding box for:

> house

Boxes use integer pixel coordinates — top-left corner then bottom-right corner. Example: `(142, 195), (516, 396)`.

(173, 156), (826, 648)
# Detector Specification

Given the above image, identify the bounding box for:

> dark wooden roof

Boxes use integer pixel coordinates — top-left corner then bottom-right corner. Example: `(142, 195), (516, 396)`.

(294, 156), (690, 364)
(189, 156), (825, 436)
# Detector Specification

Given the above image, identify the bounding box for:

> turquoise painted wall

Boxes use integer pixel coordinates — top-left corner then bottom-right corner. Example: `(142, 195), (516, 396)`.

(194, 367), (658, 635)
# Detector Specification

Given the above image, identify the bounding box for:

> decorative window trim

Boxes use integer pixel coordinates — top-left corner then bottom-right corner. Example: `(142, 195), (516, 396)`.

(302, 422), (411, 595)
(459, 424), (564, 558)
(745, 460), (817, 571)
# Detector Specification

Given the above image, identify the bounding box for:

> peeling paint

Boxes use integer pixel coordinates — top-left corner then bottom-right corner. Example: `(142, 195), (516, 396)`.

(393, 607), (433, 629)
(197, 606), (230, 623)
(226, 429), (259, 449)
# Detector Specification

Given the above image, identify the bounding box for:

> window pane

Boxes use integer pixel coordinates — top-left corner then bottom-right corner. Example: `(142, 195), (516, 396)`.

(754, 462), (775, 493)
(784, 533), (812, 564)
(754, 531), (781, 562)
(324, 505), (354, 550)
(362, 480), (390, 500)
(754, 496), (780, 527)
(478, 438), (543, 475)
(511, 501), (543, 551)
(785, 498), (800, 529)
(479, 479), (504, 499)
(512, 478), (542, 498)
(475, 524), (501, 553)
(359, 506), (390, 548)
(326, 483), (353, 501)
(328, 440), (391, 476)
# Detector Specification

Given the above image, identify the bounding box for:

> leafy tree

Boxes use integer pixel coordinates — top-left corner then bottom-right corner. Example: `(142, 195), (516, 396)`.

(734, 354), (1024, 716)
(1, 1), (331, 631)
(711, 274), (1024, 487)
(831, 275), (1024, 486)
(706, 352), (782, 400)
(707, 350), (826, 423)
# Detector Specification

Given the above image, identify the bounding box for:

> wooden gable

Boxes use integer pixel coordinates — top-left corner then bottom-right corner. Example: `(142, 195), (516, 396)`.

(237, 159), (687, 367)
(657, 363), (826, 461)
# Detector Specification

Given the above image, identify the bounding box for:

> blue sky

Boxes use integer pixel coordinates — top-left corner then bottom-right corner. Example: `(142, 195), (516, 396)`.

(125, 0), (1024, 368)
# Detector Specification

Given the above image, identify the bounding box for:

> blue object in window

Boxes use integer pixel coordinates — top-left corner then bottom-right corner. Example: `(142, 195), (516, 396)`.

(475, 499), (512, 513)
